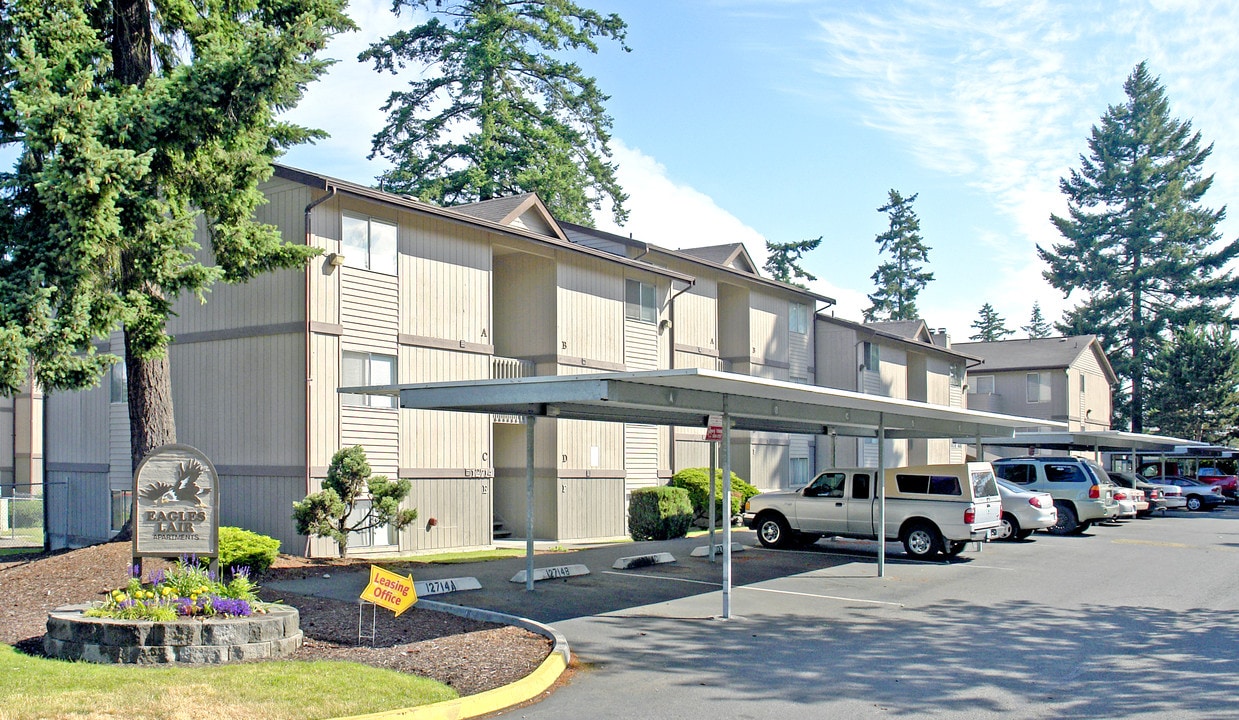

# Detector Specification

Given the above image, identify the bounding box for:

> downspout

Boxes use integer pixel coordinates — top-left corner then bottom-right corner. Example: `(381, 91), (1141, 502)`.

(303, 185), (337, 556)
(665, 278), (696, 474)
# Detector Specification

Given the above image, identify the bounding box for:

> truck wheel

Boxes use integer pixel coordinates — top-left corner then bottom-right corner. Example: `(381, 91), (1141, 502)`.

(756, 514), (792, 549)
(902, 522), (941, 559)
(1048, 503), (1078, 535)
(1186, 495), (1203, 512)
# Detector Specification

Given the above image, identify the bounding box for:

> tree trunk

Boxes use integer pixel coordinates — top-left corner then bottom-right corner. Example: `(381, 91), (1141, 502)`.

(124, 332), (177, 473)
(112, 0), (152, 86)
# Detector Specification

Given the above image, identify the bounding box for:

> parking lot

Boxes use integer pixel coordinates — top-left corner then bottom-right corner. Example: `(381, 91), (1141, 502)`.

(273, 507), (1239, 718)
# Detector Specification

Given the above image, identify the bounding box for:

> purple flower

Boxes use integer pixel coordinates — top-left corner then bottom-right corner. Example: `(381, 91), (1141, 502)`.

(130, 564), (141, 579)
(232, 566), (251, 580)
(208, 597), (252, 617)
(207, 570), (217, 582)
(147, 569), (166, 586)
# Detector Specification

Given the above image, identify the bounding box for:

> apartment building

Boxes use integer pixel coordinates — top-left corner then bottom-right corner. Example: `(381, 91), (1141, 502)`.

(39, 165), (843, 554)
(954, 335), (1115, 434)
(814, 316), (972, 467)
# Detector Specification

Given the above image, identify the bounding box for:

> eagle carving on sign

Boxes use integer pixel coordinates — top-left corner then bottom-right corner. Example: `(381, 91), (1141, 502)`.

(139, 461), (211, 506)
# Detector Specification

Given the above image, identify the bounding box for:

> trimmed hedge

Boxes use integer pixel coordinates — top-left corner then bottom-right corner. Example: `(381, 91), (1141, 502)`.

(218, 526), (281, 575)
(669, 467), (760, 521)
(628, 487), (693, 541)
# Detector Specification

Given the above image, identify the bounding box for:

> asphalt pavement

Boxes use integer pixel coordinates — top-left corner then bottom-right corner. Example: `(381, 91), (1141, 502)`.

(270, 510), (1239, 719)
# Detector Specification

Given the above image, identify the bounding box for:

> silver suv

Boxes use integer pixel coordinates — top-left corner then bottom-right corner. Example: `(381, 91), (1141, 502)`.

(991, 456), (1119, 535)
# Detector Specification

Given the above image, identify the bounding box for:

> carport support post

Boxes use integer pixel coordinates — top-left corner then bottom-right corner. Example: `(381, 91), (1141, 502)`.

(722, 402), (733, 619)
(525, 415), (535, 592)
(877, 413), (887, 578)
(708, 441), (717, 563)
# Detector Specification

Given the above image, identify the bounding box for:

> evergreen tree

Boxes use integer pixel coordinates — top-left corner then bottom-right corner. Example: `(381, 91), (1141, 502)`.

(1023, 302), (1053, 338)
(1039, 62), (1239, 432)
(362, 0), (629, 226)
(1146, 324), (1239, 444)
(970, 303), (1014, 342)
(293, 446), (418, 557)
(864, 190), (933, 321)
(763, 236), (821, 288)
(0, 0), (352, 473)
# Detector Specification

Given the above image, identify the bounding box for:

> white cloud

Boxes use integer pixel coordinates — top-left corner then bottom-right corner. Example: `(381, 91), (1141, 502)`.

(595, 140), (771, 270)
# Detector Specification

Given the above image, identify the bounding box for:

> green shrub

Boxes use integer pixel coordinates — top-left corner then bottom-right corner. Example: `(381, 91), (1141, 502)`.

(218, 526), (281, 575)
(668, 468), (760, 521)
(627, 487), (693, 541)
(11, 496), (42, 528)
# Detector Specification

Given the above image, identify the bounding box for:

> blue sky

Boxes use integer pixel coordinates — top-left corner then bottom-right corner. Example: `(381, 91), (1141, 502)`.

(280, 0), (1239, 341)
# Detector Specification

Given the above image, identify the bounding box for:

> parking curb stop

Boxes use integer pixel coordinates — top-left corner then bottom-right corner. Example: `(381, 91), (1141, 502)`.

(330, 600), (570, 720)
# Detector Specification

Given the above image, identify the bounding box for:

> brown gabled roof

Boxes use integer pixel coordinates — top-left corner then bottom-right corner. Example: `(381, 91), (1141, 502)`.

(866, 320), (933, 344)
(817, 314), (978, 363)
(452, 193), (569, 242)
(952, 335), (1118, 384)
(678, 243), (759, 275)
(272, 164), (693, 283)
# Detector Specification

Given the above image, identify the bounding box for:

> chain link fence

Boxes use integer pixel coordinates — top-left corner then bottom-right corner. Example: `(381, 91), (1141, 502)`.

(0, 492), (45, 548)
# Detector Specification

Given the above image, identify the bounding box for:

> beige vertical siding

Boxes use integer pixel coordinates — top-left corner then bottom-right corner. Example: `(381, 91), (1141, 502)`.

(1071, 351), (1112, 430)
(220, 474), (307, 553)
(0, 397), (13, 487)
(400, 215), (491, 343)
(170, 333), (305, 467)
(748, 442), (787, 490)
(749, 292), (787, 367)
(309, 332), (341, 469)
(45, 470), (110, 548)
(557, 477), (626, 540)
(46, 384), (109, 464)
(558, 256), (624, 365)
(674, 282), (719, 352)
(879, 345), (908, 398)
(405, 477), (492, 553)
(493, 252), (555, 359)
(399, 347), (490, 469)
(491, 420), (557, 540)
(815, 324), (858, 391)
(717, 284), (750, 366)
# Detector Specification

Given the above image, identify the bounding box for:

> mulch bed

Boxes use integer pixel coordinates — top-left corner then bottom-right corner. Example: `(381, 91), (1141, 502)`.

(0, 542), (552, 697)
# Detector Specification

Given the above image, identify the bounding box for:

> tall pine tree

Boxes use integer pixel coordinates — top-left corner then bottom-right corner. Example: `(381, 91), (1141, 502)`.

(1146, 324), (1239, 443)
(970, 303), (1013, 342)
(864, 190), (933, 321)
(1023, 302), (1052, 338)
(0, 0), (352, 472)
(363, 0), (629, 226)
(1040, 62), (1239, 432)
(763, 236), (821, 288)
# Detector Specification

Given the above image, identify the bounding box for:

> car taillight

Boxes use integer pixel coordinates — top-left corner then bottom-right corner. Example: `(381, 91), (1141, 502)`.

(1089, 484), (1100, 499)
(1029, 496), (1047, 509)
(1114, 491), (1127, 501)
(964, 507), (976, 524)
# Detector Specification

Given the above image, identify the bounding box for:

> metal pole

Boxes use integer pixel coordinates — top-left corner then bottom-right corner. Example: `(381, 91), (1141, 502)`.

(708, 440), (717, 563)
(877, 413), (887, 578)
(722, 398), (732, 619)
(525, 416), (535, 592)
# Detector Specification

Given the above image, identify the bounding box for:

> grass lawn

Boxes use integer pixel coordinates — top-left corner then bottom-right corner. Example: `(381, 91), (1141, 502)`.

(0, 644), (456, 720)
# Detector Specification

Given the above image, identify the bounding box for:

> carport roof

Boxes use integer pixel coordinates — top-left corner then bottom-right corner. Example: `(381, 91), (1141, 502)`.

(347, 368), (1065, 439)
(976, 429), (1209, 453)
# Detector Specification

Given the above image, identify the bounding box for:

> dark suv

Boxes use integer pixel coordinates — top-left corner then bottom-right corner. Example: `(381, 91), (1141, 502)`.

(991, 456), (1119, 535)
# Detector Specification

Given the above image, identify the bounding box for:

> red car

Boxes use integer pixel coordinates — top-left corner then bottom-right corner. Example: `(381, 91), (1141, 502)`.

(1196, 467), (1238, 500)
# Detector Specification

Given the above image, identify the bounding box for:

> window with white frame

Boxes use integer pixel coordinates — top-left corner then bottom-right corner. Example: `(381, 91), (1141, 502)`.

(110, 362), (127, 404)
(1026, 372), (1050, 403)
(625, 279), (657, 323)
(862, 341), (879, 371)
(790, 457), (811, 487)
(790, 302), (810, 334)
(949, 363), (964, 387)
(970, 375), (995, 394)
(342, 351), (397, 408)
(344, 499), (398, 548)
(341, 212), (397, 274)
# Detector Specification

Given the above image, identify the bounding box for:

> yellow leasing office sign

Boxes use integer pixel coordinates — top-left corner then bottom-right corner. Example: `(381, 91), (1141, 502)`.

(359, 565), (417, 617)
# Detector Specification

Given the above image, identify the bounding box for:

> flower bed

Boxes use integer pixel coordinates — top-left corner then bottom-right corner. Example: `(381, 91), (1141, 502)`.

(44, 603), (302, 663)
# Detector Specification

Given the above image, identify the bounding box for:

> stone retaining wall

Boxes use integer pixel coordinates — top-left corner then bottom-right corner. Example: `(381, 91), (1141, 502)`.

(44, 604), (302, 664)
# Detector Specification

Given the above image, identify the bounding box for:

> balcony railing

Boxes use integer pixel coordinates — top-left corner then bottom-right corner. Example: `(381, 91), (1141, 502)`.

(491, 356), (536, 423)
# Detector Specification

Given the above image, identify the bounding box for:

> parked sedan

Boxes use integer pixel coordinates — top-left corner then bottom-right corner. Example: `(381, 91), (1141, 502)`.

(995, 479), (1058, 540)
(1146, 475), (1226, 511)
(1109, 471), (1166, 516)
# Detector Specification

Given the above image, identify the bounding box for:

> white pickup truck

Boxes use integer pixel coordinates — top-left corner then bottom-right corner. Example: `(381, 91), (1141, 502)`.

(742, 462), (1003, 559)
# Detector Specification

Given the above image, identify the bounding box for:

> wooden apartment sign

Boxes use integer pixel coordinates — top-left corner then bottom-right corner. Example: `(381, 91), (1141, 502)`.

(132, 444), (220, 559)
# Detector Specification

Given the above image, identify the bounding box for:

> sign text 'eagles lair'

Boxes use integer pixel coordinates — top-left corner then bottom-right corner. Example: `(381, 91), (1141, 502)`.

(133, 444), (220, 558)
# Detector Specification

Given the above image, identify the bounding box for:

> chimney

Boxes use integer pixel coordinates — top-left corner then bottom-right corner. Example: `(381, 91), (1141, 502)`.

(930, 328), (950, 348)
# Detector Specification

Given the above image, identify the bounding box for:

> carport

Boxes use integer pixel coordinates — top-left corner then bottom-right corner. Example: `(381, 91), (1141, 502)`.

(974, 429), (1209, 473)
(349, 368), (1063, 618)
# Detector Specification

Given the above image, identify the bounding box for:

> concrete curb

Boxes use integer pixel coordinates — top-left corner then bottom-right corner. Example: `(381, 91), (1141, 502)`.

(331, 599), (570, 720)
